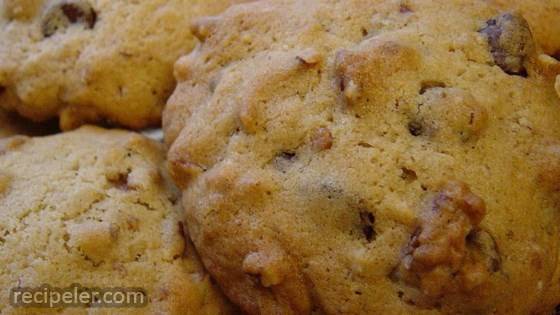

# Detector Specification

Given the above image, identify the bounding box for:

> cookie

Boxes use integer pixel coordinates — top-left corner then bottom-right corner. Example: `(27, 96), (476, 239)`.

(489, 0), (560, 57)
(0, 0), (244, 130)
(164, 0), (560, 314)
(0, 126), (234, 314)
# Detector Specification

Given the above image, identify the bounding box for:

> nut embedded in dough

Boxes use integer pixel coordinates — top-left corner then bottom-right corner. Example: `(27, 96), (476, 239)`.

(395, 181), (494, 300)
(479, 12), (535, 76)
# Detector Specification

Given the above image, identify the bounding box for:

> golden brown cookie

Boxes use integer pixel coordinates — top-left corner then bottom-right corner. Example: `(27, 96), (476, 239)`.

(0, 0), (244, 130)
(0, 126), (234, 314)
(164, 0), (560, 314)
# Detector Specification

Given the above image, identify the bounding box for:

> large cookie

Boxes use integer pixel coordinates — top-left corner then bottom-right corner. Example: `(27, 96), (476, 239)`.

(0, 0), (243, 130)
(164, 0), (560, 314)
(0, 127), (234, 314)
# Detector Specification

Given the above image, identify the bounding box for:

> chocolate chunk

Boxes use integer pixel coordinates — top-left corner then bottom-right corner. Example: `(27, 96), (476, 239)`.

(42, 0), (96, 37)
(360, 211), (376, 242)
(401, 167), (418, 182)
(479, 13), (534, 76)
(408, 120), (423, 137)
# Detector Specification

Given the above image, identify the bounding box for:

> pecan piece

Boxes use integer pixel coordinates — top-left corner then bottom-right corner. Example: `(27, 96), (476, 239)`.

(395, 181), (498, 299)
(479, 13), (535, 76)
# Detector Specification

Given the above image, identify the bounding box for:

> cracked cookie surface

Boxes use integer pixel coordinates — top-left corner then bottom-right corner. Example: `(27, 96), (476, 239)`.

(0, 126), (234, 314)
(164, 0), (560, 314)
(0, 0), (244, 130)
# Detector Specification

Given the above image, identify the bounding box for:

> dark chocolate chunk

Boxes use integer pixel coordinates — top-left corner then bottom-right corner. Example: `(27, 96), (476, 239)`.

(42, 0), (96, 37)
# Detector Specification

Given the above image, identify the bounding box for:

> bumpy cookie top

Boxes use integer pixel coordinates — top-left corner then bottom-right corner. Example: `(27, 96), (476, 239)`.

(0, 127), (234, 314)
(0, 0), (241, 130)
(164, 0), (560, 314)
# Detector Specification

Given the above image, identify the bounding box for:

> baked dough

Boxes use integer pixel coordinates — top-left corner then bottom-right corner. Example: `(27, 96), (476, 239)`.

(164, 0), (560, 313)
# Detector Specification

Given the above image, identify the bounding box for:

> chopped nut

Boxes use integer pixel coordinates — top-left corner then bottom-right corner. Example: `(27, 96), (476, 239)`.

(395, 181), (496, 299)
(167, 155), (204, 189)
(311, 127), (333, 151)
(479, 13), (535, 76)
